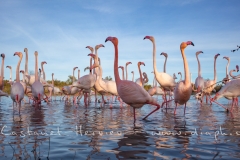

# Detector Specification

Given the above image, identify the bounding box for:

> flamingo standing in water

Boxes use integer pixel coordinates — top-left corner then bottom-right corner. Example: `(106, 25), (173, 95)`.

(173, 41), (194, 115)
(125, 62), (132, 80)
(11, 52), (24, 112)
(105, 36), (161, 120)
(31, 51), (45, 107)
(144, 36), (176, 106)
(194, 51), (204, 92)
(202, 54), (220, 104)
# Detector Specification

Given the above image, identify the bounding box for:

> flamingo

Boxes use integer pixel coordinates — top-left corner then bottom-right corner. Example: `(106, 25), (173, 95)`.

(88, 53), (119, 106)
(194, 51), (204, 92)
(144, 36), (176, 105)
(11, 52), (24, 112)
(118, 66), (125, 80)
(202, 54), (220, 104)
(131, 71), (134, 82)
(148, 72), (157, 96)
(0, 54), (5, 90)
(31, 51), (45, 106)
(177, 72), (182, 83)
(20, 70), (32, 100)
(211, 78), (240, 112)
(160, 52), (168, 73)
(135, 62), (145, 87)
(230, 65), (240, 79)
(6, 66), (13, 85)
(105, 36), (161, 120)
(125, 62), (132, 80)
(222, 56), (231, 84)
(173, 41), (195, 115)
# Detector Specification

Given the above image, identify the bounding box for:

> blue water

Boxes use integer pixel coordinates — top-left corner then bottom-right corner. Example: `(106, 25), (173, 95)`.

(0, 95), (239, 160)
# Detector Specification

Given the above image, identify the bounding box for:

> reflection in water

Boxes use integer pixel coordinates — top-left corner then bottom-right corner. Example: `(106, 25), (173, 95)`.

(0, 96), (239, 159)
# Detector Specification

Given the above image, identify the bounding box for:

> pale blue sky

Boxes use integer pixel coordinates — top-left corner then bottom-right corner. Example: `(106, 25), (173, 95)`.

(0, 0), (239, 85)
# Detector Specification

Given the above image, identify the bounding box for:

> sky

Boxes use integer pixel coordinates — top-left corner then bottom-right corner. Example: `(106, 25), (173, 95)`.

(0, 0), (240, 85)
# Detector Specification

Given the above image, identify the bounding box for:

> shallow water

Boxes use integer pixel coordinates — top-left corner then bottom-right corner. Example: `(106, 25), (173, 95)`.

(0, 95), (239, 160)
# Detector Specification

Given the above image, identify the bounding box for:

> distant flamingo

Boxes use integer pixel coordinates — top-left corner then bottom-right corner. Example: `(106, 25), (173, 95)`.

(118, 66), (125, 80)
(125, 62), (132, 80)
(6, 66), (12, 84)
(105, 36), (161, 120)
(230, 65), (240, 79)
(148, 72), (157, 96)
(178, 72), (182, 83)
(194, 51), (204, 92)
(173, 41), (194, 115)
(144, 36), (176, 106)
(0, 54), (5, 90)
(11, 52), (24, 112)
(135, 62), (145, 87)
(203, 54), (220, 104)
(160, 52), (168, 73)
(131, 71), (134, 82)
(222, 56), (231, 84)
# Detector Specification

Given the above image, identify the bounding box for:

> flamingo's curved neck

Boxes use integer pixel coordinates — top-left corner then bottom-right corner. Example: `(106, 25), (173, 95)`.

(41, 63), (46, 80)
(229, 70), (236, 78)
(132, 72), (134, 82)
(25, 49), (29, 75)
(179, 73), (182, 82)
(90, 57), (93, 75)
(52, 74), (54, 87)
(78, 70), (80, 79)
(10, 68), (12, 82)
(114, 43), (121, 84)
(214, 57), (217, 82)
(152, 39), (159, 77)
(125, 64), (128, 80)
(226, 59), (230, 78)
(35, 53), (38, 81)
(196, 54), (201, 77)
(72, 69), (76, 84)
(120, 68), (125, 80)
(21, 72), (25, 83)
(138, 64), (143, 87)
(16, 56), (22, 82)
(180, 48), (190, 85)
(163, 56), (167, 73)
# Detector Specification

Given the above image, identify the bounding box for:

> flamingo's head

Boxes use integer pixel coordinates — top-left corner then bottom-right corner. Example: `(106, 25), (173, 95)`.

(105, 36), (118, 45)
(223, 56), (230, 61)
(96, 44), (105, 50)
(160, 52), (168, 57)
(236, 65), (239, 72)
(84, 66), (90, 72)
(180, 41), (194, 49)
(39, 68), (41, 73)
(131, 71), (134, 74)
(6, 65), (11, 69)
(1, 53), (5, 58)
(34, 51), (38, 56)
(173, 73), (177, 79)
(24, 48), (28, 52)
(126, 61), (132, 65)
(52, 73), (54, 76)
(178, 72), (181, 75)
(118, 66), (124, 70)
(13, 52), (22, 58)
(73, 67), (78, 71)
(20, 70), (24, 74)
(41, 61), (47, 65)
(143, 36), (154, 42)
(86, 46), (94, 53)
(214, 53), (220, 59)
(88, 53), (96, 58)
(196, 51), (203, 55)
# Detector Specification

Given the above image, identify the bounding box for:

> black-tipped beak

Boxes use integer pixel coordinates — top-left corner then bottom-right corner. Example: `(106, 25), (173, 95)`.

(191, 42), (194, 46)
(105, 39), (108, 43)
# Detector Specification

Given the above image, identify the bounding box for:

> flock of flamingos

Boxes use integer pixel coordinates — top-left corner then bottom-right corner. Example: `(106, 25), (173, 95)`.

(0, 36), (240, 121)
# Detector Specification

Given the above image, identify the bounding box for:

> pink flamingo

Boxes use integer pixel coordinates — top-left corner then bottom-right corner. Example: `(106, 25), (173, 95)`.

(125, 62), (132, 80)
(222, 56), (231, 84)
(131, 71), (134, 82)
(0, 54), (5, 91)
(118, 66), (125, 80)
(173, 41), (194, 115)
(160, 52), (168, 73)
(135, 62), (145, 87)
(105, 36), (161, 120)
(194, 51), (204, 92)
